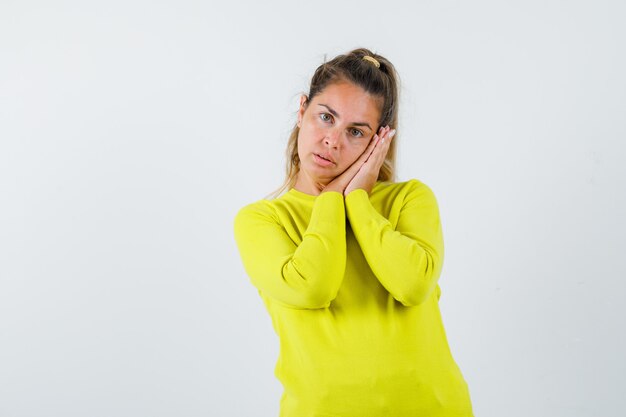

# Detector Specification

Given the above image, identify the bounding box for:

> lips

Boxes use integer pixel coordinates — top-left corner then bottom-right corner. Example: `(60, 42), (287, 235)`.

(314, 153), (335, 163)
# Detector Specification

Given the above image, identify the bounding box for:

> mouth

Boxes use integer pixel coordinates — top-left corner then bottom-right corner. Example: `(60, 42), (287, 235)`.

(314, 153), (334, 163)
(313, 153), (335, 167)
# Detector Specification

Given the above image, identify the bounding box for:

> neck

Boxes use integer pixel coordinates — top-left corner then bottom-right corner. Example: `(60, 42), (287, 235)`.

(293, 171), (328, 196)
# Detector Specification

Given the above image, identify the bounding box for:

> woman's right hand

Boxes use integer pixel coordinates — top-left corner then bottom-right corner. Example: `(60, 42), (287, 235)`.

(320, 127), (387, 195)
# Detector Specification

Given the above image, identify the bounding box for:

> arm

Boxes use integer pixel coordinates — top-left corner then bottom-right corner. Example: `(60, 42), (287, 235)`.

(233, 191), (346, 309)
(345, 180), (444, 307)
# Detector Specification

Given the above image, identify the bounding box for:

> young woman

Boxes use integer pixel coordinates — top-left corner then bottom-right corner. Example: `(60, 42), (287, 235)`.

(233, 48), (474, 417)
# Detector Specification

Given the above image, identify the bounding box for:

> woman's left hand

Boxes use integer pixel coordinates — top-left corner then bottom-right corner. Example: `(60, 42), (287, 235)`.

(344, 125), (396, 196)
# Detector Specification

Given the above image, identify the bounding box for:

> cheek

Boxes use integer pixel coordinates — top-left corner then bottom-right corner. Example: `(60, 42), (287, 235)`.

(296, 127), (319, 157)
(299, 121), (317, 137)
(303, 122), (323, 138)
(352, 140), (369, 155)
(341, 144), (367, 166)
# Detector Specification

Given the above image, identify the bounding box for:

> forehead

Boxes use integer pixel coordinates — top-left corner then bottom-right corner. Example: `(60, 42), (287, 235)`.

(312, 81), (382, 124)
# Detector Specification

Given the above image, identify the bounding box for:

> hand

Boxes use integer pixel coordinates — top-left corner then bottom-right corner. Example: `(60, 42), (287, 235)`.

(319, 127), (386, 195)
(343, 125), (396, 196)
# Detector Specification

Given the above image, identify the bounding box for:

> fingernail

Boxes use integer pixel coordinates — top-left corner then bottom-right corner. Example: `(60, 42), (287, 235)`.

(389, 129), (396, 138)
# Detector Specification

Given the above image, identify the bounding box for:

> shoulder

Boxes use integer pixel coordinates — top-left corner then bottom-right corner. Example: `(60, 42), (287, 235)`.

(375, 178), (439, 202)
(371, 180), (441, 218)
(233, 198), (280, 229)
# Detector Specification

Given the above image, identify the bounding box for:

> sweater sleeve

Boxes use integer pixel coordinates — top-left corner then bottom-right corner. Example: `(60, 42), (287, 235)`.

(233, 191), (346, 310)
(344, 180), (444, 307)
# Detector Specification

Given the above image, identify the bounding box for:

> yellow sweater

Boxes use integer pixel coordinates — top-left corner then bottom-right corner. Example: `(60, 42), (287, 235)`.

(233, 179), (474, 417)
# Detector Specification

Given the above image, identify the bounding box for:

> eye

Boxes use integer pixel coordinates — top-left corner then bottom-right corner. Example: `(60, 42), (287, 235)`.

(320, 113), (333, 122)
(350, 128), (364, 137)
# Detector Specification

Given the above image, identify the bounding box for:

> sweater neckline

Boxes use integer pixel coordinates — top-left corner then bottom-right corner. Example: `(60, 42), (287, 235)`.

(287, 181), (385, 201)
(287, 187), (319, 201)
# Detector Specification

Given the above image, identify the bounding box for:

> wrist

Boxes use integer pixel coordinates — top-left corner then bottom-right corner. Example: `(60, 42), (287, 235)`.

(322, 184), (345, 194)
(345, 188), (368, 197)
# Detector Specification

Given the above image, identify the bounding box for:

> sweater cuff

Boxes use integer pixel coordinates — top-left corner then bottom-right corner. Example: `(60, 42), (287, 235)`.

(345, 188), (379, 226)
(308, 190), (345, 231)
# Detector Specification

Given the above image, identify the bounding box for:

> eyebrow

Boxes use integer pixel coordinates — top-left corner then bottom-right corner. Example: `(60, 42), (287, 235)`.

(317, 104), (373, 131)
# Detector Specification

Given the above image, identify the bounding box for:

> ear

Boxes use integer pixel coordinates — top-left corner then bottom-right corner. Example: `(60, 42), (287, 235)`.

(297, 94), (308, 128)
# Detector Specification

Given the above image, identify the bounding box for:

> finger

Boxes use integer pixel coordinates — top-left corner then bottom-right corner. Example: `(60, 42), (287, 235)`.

(357, 135), (380, 163)
(368, 132), (381, 151)
(373, 127), (387, 148)
(335, 136), (378, 180)
(370, 129), (394, 165)
(380, 125), (390, 140)
(345, 131), (385, 178)
(370, 128), (390, 156)
(380, 128), (395, 145)
(368, 140), (387, 166)
(363, 134), (382, 162)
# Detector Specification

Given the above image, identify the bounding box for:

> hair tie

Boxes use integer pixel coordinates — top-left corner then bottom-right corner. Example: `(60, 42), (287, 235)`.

(362, 55), (380, 68)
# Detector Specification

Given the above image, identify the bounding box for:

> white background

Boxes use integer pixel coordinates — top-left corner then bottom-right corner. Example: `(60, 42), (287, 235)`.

(1, 1), (624, 416)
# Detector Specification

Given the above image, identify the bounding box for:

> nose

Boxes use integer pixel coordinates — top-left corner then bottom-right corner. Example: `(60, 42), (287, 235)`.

(323, 129), (341, 148)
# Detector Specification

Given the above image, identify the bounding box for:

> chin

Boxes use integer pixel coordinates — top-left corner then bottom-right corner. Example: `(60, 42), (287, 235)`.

(302, 167), (334, 182)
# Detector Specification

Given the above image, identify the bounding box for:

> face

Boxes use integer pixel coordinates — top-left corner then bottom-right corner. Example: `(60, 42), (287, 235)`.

(295, 81), (382, 191)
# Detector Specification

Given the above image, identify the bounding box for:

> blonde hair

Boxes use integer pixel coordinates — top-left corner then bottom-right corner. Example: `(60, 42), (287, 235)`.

(265, 47), (401, 199)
